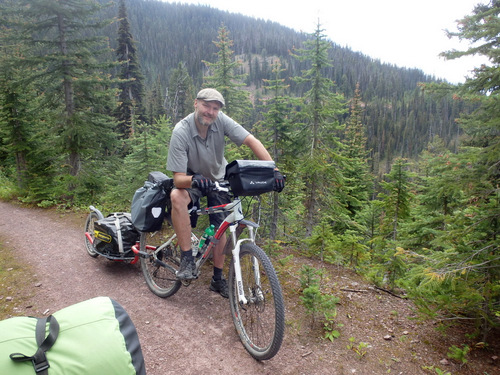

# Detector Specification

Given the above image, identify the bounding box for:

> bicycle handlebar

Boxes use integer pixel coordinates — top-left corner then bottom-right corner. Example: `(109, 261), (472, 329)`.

(214, 181), (230, 193)
(190, 178), (230, 193)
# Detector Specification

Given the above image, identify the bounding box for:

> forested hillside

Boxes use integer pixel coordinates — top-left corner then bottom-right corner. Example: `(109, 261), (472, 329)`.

(99, 0), (474, 171)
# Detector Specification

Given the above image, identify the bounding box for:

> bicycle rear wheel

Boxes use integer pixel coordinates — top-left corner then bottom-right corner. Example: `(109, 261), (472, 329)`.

(228, 242), (285, 360)
(84, 211), (102, 258)
(140, 225), (182, 298)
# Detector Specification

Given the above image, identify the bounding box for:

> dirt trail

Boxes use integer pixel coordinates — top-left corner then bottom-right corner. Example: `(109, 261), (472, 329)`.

(0, 202), (307, 374)
(0, 201), (498, 375)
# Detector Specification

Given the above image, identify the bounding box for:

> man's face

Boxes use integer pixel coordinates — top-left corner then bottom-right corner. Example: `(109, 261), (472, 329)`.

(194, 99), (221, 127)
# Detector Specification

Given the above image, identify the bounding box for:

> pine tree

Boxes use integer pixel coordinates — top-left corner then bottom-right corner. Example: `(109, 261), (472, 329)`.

(0, 64), (38, 192)
(397, 137), (461, 252)
(165, 62), (194, 125)
(365, 159), (414, 288)
(144, 76), (165, 126)
(115, 0), (145, 139)
(406, 1), (500, 341)
(291, 21), (348, 236)
(258, 60), (298, 240)
(343, 82), (372, 216)
(0, 0), (36, 192)
(442, 1), (500, 185)
(103, 116), (173, 209)
(378, 158), (414, 241)
(17, 0), (119, 182)
(202, 24), (252, 124)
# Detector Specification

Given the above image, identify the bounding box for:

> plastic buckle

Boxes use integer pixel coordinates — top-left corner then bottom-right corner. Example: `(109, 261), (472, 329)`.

(33, 358), (50, 373)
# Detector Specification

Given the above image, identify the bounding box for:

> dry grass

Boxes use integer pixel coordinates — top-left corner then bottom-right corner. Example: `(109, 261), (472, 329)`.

(0, 237), (38, 320)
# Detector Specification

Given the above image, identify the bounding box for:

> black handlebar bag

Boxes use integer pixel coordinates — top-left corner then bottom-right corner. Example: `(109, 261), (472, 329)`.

(225, 160), (276, 196)
(0, 297), (146, 374)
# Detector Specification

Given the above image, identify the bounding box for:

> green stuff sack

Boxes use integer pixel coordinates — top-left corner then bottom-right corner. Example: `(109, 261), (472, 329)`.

(0, 297), (146, 375)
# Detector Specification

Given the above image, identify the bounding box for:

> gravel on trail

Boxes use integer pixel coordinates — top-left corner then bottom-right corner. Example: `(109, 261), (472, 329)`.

(0, 201), (302, 375)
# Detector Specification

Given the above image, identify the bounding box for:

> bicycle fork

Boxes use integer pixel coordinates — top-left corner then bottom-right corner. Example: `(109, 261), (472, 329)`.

(230, 223), (262, 305)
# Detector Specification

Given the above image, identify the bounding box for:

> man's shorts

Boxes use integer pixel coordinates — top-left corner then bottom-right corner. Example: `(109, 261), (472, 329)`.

(181, 187), (231, 228)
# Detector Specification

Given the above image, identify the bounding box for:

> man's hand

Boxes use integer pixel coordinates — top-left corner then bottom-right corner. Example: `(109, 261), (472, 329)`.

(192, 174), (214, 194)
(273, 170), (285, 192)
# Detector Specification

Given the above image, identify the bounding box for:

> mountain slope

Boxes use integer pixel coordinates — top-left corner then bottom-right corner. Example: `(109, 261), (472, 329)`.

(101, 0), (472, 169)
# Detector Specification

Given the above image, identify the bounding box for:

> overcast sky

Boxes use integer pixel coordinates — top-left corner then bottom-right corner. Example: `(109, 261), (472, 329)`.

(160, 0), (488, 83)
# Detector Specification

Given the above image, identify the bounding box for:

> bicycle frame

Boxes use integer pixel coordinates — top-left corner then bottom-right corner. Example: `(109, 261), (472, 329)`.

(195, 196), (261, 305)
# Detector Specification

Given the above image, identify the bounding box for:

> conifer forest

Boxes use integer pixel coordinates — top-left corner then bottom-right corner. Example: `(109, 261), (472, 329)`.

(0, 0), (499, 347)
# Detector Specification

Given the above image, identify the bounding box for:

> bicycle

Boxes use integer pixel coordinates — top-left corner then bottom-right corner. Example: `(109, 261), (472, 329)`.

(132, 166), (285, 361)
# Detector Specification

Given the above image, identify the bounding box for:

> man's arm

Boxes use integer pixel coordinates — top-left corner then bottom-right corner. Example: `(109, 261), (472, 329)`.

(172, 172), (193, 189)
(242, 134), (273, 162)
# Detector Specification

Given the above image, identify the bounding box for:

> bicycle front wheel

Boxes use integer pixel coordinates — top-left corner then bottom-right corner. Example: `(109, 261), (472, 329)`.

(228, 243), (285, 360)
(140, 226), (182, 298)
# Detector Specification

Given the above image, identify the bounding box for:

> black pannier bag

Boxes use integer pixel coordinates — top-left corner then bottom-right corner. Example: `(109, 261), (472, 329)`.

(225, 160), (276, 196)
(131, 171), (173, 232)
(94, 213), (139, 257)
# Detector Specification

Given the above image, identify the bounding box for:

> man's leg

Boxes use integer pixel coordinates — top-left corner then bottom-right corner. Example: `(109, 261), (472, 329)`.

(212, 232), (226, 269)
(170, 188), (196, 279)
(210, 233), (228, 297)
(207, 191), (230, 297)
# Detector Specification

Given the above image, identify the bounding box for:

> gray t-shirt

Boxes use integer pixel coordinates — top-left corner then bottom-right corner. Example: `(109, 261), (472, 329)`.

(167, 111), (250, 181)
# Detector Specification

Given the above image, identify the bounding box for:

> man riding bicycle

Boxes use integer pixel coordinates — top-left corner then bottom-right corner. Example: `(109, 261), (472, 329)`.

(167, 88), (284, 298)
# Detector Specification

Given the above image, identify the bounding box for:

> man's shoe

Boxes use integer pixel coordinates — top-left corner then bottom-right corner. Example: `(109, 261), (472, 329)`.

(176, 256), (196, 280)
(210, 277), (229, 298)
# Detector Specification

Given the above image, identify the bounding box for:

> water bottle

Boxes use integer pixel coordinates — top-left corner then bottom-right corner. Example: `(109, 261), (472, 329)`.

(197, 224), (215, 256)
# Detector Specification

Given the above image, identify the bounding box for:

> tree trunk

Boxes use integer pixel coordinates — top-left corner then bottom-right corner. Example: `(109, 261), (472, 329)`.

(270, 192), (279, 240)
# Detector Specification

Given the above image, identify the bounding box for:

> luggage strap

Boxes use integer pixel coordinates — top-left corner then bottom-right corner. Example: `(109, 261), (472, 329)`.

(10, 315), (60, 374)
(114, 213), (124, 253)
